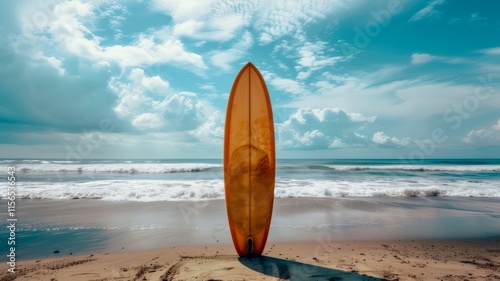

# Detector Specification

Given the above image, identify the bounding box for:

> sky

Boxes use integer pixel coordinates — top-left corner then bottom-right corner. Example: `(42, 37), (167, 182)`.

(1, 0), (499, 159)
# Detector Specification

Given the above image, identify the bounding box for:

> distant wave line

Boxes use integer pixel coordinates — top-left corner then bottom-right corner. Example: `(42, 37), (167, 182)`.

(15, 164), (222, 174)
(323, 165), (500, 172)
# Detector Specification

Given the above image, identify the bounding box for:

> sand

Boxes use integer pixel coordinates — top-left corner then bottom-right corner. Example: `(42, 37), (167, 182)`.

(2, 238), (499, 280)
(2, 197), (500, 280)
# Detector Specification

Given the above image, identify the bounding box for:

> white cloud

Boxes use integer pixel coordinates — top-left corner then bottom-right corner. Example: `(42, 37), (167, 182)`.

(98, 3), (129, 40)
(211, 31), (253, 70)
(462, 118), (500, 145)
(190, 111), (224, 144)
(411, 53), (470, 65)
(172, 14), (248, 42)
(270, 78), (308, 95)
(112, 70), (206, 132)
(392, 82), (491, 116)
(411, 53), (435, 64)
(296, 41), (343, 80)
(329, 138), (347, 148)
(148, 0), (349, 74)
(409, 0), (446, 22)
(49, 1), (100, 55)
(47, 0), (206, 70)
(113, 68), (171, 121)
(199, 84), (216, 91)
(156, 92), (205, 131)
(103, 37), (206, 69)
(276, 107), (376, 149)
(33, 52), (65, 75)
(348, 112), (377, 122)
(255, 0), (345, 44)
(152, 0), (214, 22)
(481, 47), (500, 55)
(0, 38), (123, 134)
(494, 120), (500, 131)
(372, 131), (411, 147)
(286, 69), (496, 123)
(55, 0), (93, 17)
(155, 0), (251, 42)
(129, 68), (169, 93)
(132, 113), (163, 130)
(113, 85), (151, 119)
(154, 0), (346, 45)
(172, 19), (204, 37)
(259, 33), (274, 45)
(295, 130), (327, 147)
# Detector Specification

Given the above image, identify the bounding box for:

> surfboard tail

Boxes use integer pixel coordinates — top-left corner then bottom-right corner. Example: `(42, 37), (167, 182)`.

(246, 237), (254, 255)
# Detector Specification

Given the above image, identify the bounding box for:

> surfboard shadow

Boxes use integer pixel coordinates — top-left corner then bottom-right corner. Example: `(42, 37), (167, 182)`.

(238, 256), (386, 281)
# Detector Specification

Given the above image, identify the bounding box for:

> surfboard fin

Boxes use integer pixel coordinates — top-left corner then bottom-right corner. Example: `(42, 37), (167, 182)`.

(246, 237), (254, 255)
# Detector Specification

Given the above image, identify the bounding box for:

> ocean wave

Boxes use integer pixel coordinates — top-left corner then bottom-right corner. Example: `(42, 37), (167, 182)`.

(324, 165), (500, 172)
(14, 163), (221, 174)
(6, 178), (499, 201)
(11, 224), (195, 232)
(0, 159), (52, 164)
(12, 180), (223, 201)
(3, 160), (499, 173)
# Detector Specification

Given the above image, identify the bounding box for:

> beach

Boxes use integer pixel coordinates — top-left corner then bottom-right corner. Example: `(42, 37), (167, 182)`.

(4, 237), (500, 280)
(1, 159), (499, 279)
(2, 197), (500, 280)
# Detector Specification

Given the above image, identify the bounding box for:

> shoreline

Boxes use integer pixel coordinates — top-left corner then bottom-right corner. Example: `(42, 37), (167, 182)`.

(2, 197), (500, 261)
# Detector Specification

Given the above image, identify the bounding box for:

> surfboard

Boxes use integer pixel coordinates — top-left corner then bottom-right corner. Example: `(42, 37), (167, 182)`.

(224, 62), (276, 257)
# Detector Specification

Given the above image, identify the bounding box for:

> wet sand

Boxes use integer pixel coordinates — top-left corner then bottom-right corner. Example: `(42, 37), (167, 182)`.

(1, 197), (499, 280)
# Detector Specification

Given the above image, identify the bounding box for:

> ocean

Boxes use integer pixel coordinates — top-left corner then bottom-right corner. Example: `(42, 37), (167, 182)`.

(2, 158), (499, 201)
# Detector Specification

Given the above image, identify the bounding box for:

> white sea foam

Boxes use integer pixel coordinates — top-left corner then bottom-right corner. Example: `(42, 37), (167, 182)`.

(14, 180), (224, 201)
(274, 179), (500, 198)
(325, 165), (500, 172)
(11, 163), (500, 174)
(15, 163), (221, 174)
(9, 177), (500, 201)
(3, 160), (498, 200)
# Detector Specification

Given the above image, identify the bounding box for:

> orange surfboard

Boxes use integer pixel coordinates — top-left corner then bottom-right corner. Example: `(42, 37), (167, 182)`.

(224, 62), (276, 256)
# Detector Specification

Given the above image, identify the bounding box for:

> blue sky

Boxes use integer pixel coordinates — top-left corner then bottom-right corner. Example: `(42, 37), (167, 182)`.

(1, 0), (499, 159)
